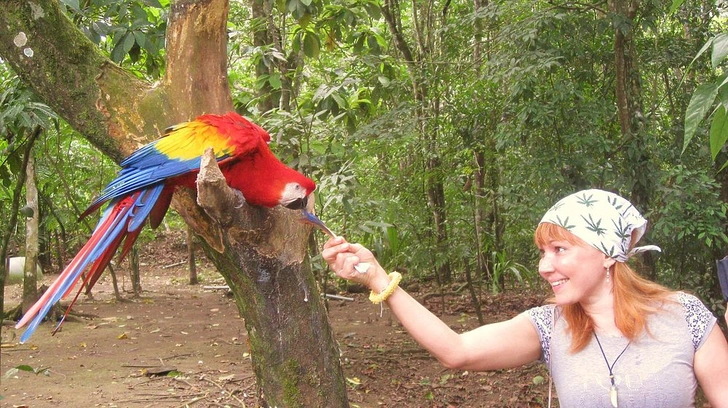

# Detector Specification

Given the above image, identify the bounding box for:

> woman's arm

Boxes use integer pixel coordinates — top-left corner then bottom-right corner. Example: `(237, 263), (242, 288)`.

(322, 237), (542, 371)
(694, 324), (728, 407)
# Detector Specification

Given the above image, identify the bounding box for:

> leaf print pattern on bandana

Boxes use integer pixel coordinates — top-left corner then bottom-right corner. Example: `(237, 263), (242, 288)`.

(540, 189), (661, 262)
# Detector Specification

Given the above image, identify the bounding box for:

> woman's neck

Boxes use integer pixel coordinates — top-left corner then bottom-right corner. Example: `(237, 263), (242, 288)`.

(581, 293), (621, 335)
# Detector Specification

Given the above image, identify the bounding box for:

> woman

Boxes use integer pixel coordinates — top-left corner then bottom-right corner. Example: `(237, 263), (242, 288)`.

(322, 189), (728, 407)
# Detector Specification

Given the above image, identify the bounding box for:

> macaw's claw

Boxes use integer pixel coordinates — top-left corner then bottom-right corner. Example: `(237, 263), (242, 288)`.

(233, 190), (246, 208)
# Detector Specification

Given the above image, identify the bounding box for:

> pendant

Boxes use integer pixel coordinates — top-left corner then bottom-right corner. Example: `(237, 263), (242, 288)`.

(609, 384), (618, 408)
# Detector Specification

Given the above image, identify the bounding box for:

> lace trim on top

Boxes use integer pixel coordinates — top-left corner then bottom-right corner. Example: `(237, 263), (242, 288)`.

(677, 292), (713, 351)
(526, 305), (555, 364)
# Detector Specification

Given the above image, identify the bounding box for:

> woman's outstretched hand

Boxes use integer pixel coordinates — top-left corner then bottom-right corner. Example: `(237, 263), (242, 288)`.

(322, 236), (390, 291)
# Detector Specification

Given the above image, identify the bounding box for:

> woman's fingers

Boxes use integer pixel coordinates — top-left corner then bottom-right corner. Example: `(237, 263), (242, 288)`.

(322, 238), (380, 285)
(322, 237), (348, 263)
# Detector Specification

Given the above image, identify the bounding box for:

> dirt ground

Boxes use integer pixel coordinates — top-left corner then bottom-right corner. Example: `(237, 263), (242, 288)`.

(0, 231), (578, 407)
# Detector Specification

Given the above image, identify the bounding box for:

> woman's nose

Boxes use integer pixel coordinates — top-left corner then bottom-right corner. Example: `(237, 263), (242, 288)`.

(538, 255), (554, 275)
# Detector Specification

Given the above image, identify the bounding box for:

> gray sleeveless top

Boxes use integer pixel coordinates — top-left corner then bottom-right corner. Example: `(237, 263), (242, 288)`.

(525, 292), (716, 408)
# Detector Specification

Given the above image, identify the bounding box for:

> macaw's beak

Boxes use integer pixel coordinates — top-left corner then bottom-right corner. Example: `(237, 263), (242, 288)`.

(284, 195), (308, 210)
(299, 209), (336, 238)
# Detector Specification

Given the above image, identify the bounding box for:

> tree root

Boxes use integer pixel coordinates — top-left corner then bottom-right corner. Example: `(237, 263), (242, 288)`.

(3, 283), (97, 328)
(4, 302), (71, 324)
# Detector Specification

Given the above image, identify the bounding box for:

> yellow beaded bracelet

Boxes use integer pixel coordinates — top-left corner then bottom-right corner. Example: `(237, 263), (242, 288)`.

(369, 272), (402, 304)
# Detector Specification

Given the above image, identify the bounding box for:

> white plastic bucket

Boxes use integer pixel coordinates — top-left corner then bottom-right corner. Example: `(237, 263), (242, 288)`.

(5, 256), (43, 285)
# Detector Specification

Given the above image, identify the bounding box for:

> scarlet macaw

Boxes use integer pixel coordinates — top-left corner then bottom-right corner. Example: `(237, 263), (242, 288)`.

(16, 112), (316, 342)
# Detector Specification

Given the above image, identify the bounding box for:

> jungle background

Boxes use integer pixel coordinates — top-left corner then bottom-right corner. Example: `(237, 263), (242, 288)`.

(1, 0), (728, 406)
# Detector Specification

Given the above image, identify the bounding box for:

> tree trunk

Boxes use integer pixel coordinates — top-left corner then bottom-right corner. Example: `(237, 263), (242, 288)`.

(0, 1), (348, 406)
(130, 246), (142, 297)
(0, 1), (153, 163)
(22, 150), (40, 313)
(251, 0), (275, 112)
(473, 150), (488, 276)
(426, 153), (452, 282)
(164, 0), (234, 121)
(381, 0), (452, 282)
(187, 226), (198, 285)
(609, 0), (656, 279)
(193, 150), (348, 406)
(0, 127), (40, 323)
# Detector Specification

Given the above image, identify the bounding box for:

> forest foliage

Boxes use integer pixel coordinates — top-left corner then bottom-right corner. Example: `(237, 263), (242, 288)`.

(2, 0), (728, 316)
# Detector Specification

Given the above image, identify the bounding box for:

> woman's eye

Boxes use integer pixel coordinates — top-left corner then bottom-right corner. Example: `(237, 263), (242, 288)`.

(555, 246), (565, 253)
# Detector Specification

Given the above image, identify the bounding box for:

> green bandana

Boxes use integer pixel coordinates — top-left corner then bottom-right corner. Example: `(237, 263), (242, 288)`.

(539, 189), (661, 262)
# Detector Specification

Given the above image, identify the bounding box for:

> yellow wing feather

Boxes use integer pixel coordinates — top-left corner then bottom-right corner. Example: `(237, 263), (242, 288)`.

(155, 120), (236, 161)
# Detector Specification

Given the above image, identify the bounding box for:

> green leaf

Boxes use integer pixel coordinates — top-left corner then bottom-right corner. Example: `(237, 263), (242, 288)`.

(122, 32), (136, 53)
(439, 373), (452, 385)
(331, 92), (346, 109)
(15, 365), (35, 372)
(302, 32), (320, 58)
(62, 0), (81, 11)
(712, 33), (728, 69)
(690, 37), (715, 68)
(110, 32), (135, 62)
(133, 31), (147, 48)
(287, 0), (299, 13)
(268, 73), (282, 90)
(710, 105), (728, 160)
(710, 33), (728, 69)
(254, 74), (270, 91)
(683, 82), (719, 153)
(142, 0), (164, 7)
(298, 13), (311, 28)
(669, 0), (684, 13)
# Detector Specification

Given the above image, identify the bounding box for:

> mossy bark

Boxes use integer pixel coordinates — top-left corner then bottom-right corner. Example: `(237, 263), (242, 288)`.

(184, 151), (349, 407)
(0, 1), (349, 406)
(0, 0), (156, 159)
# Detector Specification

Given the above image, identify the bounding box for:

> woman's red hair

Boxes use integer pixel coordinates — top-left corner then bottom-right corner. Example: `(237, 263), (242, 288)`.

(534, 222), (674, 352)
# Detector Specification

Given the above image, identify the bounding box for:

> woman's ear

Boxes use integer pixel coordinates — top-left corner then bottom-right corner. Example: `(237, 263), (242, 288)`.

(603, 256), (616, 270)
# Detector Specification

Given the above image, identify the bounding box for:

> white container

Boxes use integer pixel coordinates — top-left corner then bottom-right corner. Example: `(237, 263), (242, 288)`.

(5, 256), (43, 285)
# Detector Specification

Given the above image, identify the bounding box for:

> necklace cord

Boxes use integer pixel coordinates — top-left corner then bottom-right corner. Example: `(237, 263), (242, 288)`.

(593, 332), (630, 387)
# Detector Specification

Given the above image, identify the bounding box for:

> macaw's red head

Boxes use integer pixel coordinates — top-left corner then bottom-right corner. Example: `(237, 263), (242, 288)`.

(222, 130), (316, 209)
(226, 152), (316, 210)
(275, 169), (317, 210)
(201, 112), (316, 210)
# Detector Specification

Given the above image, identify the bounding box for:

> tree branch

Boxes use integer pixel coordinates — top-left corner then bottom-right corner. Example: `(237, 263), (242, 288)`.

(0, 0), (154, 162)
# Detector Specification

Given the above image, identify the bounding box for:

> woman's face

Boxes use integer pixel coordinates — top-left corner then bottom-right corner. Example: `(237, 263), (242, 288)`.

(538, 236), (613, 306)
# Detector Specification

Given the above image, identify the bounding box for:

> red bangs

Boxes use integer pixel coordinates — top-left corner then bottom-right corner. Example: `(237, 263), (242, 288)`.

(534, 222), (585, 248)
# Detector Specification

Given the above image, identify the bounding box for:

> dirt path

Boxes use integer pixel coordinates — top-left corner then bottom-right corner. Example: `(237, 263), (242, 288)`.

(1, 233), (552, 407)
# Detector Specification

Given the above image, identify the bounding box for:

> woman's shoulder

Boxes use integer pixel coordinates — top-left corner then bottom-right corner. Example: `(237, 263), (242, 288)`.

(522, 304), (559, 364)
(523, 304), (557, 325)
(670, 291), (707, 308)
(663, 291), (712, 317)
(660, 291), (716, 351)
(522, 304), (561, 337)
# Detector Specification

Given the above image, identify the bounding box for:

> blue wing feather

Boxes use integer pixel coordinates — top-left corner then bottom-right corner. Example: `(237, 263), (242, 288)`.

(18, 185), (165, 342)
